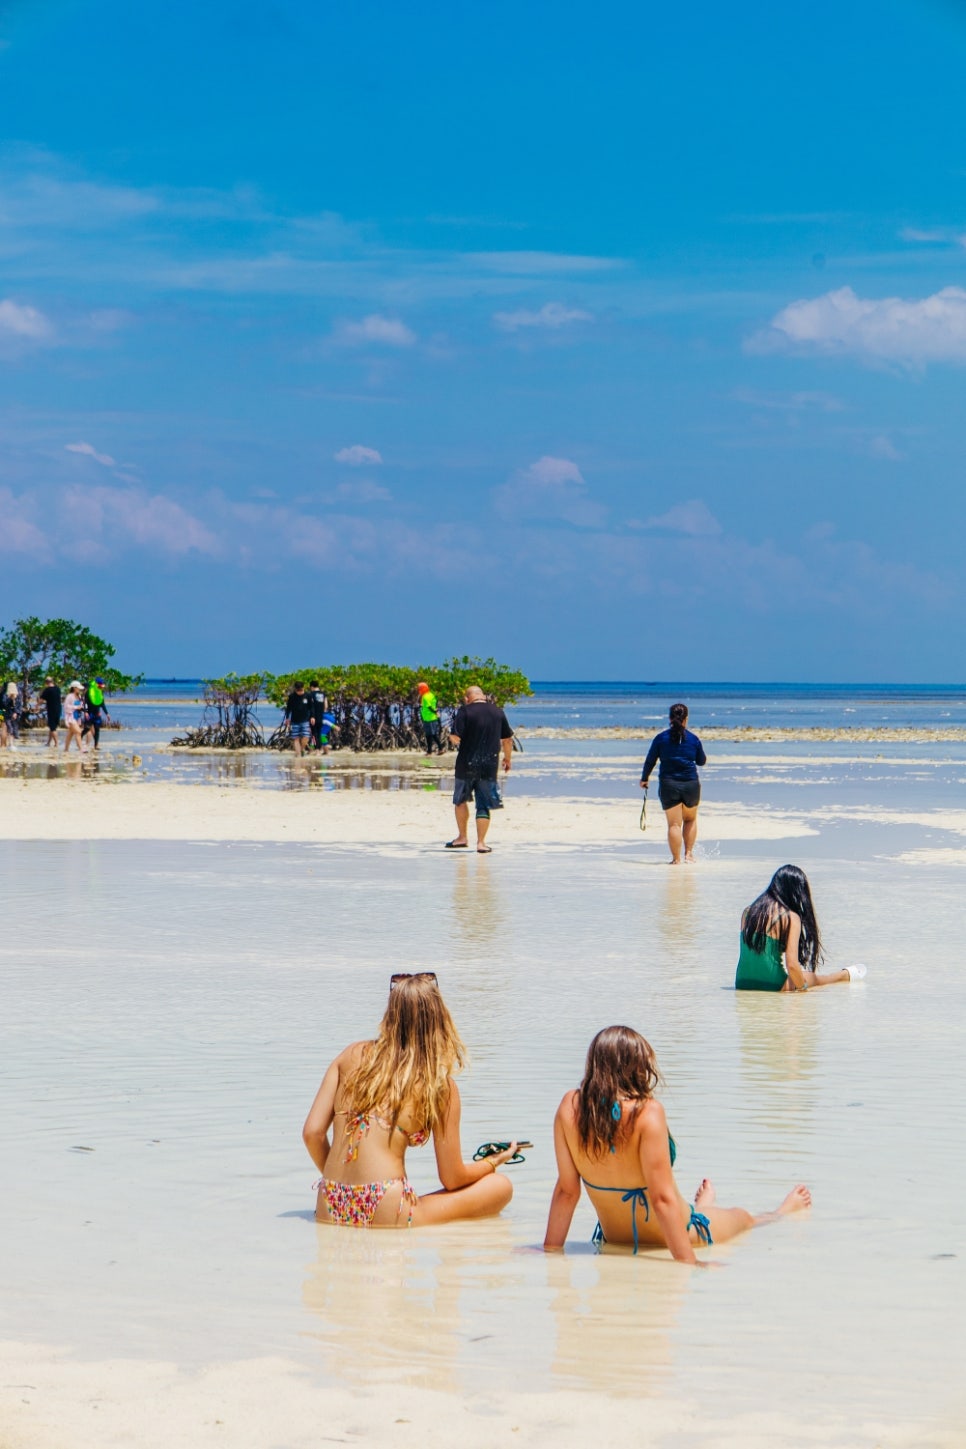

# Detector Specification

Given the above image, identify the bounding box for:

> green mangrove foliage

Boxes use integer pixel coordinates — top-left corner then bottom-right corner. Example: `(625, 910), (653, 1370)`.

(264, 658), (531, 752)
(170, 673), (267, 749)
(0, 616), (142, 721)
(173, 658), (532, 751)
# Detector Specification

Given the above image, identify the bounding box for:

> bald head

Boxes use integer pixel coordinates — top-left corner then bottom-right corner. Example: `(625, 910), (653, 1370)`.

(464, 685), (486, 703)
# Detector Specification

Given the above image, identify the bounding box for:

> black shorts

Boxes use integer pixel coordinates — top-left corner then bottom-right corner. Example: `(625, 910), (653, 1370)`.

(658, 777), (700, 810)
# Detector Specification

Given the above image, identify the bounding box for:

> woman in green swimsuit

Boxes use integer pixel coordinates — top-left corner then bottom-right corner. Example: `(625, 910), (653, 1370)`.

(544, 1025), (811, 1264)
(735, 864), (864, 991)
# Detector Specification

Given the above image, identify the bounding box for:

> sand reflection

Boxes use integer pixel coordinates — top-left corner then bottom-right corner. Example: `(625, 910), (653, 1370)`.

(655, 868), (699, 952)
(302, 1217), (687, 1401)
(734, 992), (820, 1089)
(448, 854), (508, 952)
(546, 1250), (686, 1395)
(301, 1218), (537, 1392)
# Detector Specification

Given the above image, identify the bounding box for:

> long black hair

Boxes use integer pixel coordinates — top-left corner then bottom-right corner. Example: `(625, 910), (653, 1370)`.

(742, 864), (823, 970)
(668, 702), (688, 745)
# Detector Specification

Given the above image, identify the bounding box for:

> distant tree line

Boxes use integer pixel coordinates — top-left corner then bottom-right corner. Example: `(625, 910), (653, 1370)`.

(172, 658), (532, 751)
(0, 616), (141, 721)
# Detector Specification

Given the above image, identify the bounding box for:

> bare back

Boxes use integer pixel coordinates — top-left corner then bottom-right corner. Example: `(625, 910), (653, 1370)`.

(556, 1090), (693, 1250)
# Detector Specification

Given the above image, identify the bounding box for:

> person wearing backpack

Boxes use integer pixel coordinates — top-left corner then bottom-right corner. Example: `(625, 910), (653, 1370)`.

(82, 678), (111, 750)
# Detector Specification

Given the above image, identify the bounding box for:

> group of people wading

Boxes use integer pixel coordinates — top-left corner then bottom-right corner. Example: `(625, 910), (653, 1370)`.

(0, 676), (110, 752)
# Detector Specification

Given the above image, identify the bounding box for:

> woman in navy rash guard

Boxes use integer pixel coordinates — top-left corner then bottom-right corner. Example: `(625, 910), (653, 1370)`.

(640, 703), (707, 865)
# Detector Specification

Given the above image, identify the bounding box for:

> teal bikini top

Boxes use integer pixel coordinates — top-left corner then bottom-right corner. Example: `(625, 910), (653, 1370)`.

(584, 1128), (712, 1254)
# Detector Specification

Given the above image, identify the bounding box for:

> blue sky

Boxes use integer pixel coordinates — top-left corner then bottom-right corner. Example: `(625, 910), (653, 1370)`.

(1, 0), (965, 679)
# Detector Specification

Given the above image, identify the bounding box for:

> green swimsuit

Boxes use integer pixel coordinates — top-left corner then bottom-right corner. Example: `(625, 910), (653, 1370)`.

(735, 932), (787, 992)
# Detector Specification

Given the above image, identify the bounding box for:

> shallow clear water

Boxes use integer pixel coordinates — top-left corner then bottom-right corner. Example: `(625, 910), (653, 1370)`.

(2, 816), (964, 1443)
(97, 677), (966, 735)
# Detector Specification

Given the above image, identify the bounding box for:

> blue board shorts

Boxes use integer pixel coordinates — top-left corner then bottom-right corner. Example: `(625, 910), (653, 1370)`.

(453, 774), (503, 819)
(290, 722), (310, 739)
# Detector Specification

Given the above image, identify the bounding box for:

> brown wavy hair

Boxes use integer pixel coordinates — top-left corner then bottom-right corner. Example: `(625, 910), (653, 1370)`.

(341, 974), (466, 1135)
(575, 1025), (662, 1157)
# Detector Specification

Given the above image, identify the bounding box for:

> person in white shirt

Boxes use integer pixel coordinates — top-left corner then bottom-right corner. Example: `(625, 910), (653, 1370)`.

(63, 682), (85, 753)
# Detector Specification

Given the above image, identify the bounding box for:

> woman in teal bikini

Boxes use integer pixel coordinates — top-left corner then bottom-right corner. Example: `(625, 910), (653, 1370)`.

(735, 864), (866, 991)
(544, 1026), (810, 1264)
(302, 972), (517, 1228)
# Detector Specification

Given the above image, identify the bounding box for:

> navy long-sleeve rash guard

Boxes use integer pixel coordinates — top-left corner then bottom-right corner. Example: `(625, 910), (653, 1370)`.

(641, 727), (707, 783)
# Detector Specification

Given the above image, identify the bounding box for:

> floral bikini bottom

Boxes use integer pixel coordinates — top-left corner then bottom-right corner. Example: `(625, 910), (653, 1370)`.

(314, 1176), (418, 1229)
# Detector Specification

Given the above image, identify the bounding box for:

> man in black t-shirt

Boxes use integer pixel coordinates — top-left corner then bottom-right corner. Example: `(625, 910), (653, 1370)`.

(308, 680), (328, 753)
(283, 681), (315, 757)
(39, 676), (62, 747)
(445, 685), (514, 853)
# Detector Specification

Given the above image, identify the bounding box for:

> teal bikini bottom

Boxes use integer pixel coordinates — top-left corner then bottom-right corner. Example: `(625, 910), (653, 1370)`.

(584, 1181), (713, 1254)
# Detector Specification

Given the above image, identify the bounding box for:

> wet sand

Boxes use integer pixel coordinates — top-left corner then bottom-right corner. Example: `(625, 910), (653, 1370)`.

(0, 775), (821, 845)
(1, 758), (965, 1447)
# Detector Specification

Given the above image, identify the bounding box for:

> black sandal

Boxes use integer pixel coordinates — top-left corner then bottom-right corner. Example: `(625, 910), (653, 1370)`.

(473, 1141), (532, 1165)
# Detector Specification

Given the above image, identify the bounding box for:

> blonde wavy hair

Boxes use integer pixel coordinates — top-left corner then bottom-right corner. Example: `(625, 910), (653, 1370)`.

(341, 974), (466, 1134)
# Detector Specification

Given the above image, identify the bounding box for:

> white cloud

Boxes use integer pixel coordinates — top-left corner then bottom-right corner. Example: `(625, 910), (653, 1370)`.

(751, 286), (966, 365)
(868, 434), (904, 462)
(65, 486), (219, 556)
(495, 455), (606, 529)
(640, 500), (722, 537)
(334, 444), (383, 466)
(731, 387), (845, 413)
(0, 488), (49, 557)
(86, 309), (131, 333)
(0, 171), (160, 230)
(493, 302), (593, 331)
(327, 480), (391, 504)
(0, 298), (53, 340)
(468, 251), (621, 275)
(523, 456), (585, 487)
(65, 440), (116, 467)
(337, 314), (416, 347)
(899, 226), (966, 248)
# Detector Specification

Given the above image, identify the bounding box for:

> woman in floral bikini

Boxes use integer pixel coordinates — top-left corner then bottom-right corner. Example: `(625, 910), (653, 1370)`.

(302, 973), (518, 1228)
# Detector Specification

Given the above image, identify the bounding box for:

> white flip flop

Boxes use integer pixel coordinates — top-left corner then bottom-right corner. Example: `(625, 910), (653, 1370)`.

(845, 963), (868, 981)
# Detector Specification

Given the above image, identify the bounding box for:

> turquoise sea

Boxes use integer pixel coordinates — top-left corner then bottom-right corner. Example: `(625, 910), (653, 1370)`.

(119, 678), (966, 734)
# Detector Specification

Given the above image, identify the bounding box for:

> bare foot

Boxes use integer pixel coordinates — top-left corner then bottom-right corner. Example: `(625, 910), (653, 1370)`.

(777, 1184), (811, 1215)
(685, 853), (696, 863)
(668, 858), (683, 866)
(694, 1178), (716, 1209)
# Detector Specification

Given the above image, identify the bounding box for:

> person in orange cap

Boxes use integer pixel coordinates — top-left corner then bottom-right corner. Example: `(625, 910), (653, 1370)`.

(417, 681), (443, 756)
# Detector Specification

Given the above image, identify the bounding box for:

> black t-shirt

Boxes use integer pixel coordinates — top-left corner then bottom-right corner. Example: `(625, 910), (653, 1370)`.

(286, 690), (314, 725)
(40, 685), (62, 723)
(451, 701), (513, 779)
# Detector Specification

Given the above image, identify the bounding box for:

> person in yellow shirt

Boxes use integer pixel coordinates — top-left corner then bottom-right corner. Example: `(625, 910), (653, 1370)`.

(417, 681), (444, 756)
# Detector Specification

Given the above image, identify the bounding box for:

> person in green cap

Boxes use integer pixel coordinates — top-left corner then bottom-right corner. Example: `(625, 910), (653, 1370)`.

(417, 681), (444, 756)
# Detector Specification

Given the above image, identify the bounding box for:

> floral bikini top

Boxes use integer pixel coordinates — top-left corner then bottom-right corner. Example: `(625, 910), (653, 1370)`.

(341, 1110), (430, 1162)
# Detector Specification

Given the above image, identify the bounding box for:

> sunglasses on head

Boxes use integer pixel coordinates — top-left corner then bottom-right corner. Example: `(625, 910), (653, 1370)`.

(390, 972), (438, 989)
